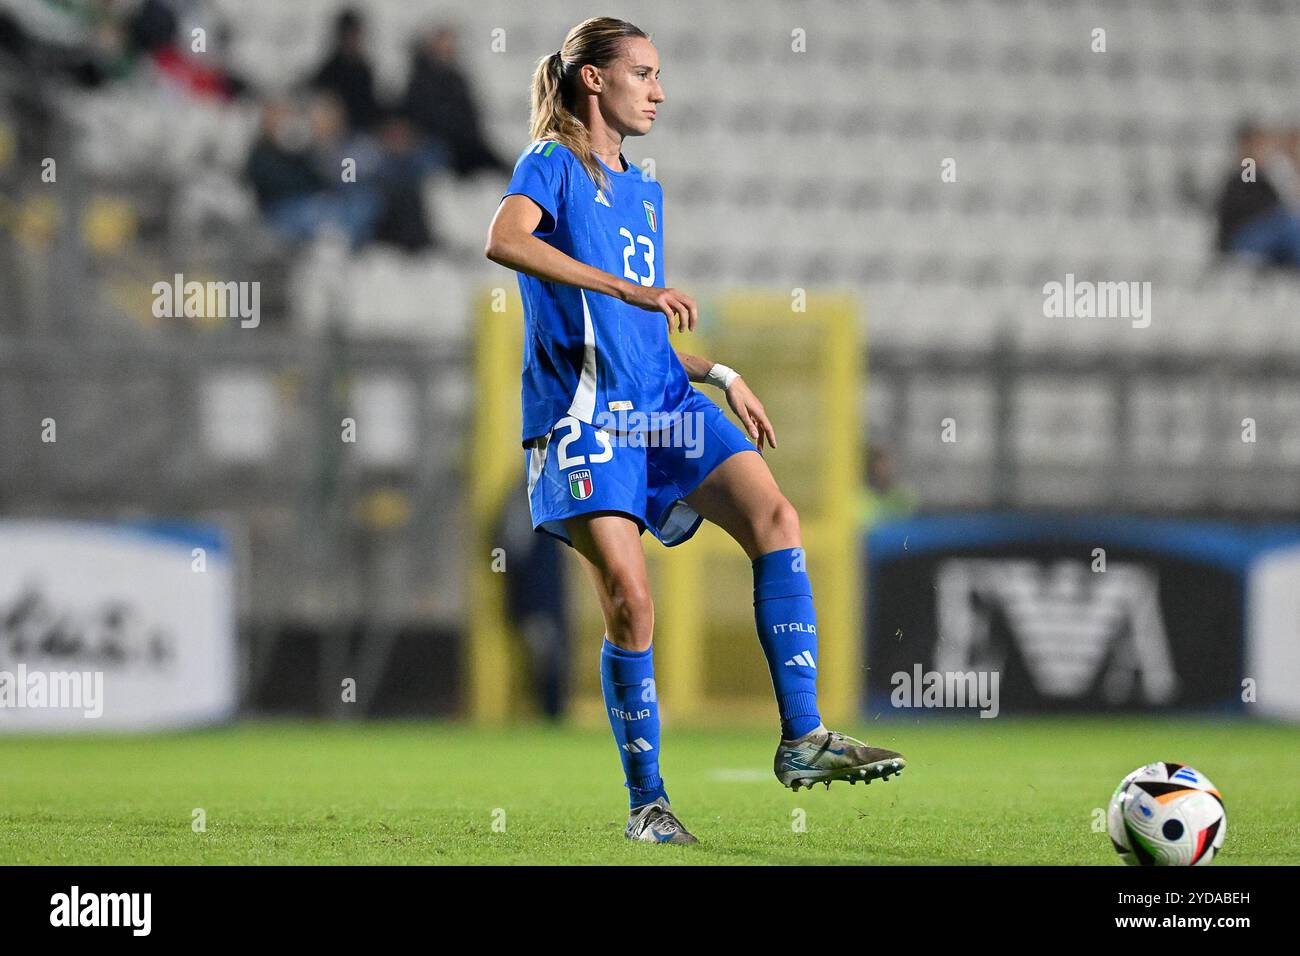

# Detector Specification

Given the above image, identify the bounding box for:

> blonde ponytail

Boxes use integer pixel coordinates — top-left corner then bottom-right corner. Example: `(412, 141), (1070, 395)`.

(528, 17), (650, 197)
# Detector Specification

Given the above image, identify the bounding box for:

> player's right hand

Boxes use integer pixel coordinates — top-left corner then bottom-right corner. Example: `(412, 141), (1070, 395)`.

(625, 284), (697, 333)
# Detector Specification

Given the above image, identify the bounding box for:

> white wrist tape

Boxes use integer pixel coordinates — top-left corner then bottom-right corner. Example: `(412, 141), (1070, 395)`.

(706, 363), (740, 390)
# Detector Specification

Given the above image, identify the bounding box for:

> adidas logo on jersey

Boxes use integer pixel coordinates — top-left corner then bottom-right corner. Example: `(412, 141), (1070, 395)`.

(784, 651), (816, 668)
(595, 189), (611, 207)
(621, 738), (654, 753)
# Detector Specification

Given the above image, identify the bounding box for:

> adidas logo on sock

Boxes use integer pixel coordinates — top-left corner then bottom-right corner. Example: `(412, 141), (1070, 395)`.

(784, 651), (816, 668)
(621, 738), (654, 753)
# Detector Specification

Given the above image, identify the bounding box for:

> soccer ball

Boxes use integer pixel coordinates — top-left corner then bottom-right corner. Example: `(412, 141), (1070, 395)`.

(1107, 762), (1226, 866)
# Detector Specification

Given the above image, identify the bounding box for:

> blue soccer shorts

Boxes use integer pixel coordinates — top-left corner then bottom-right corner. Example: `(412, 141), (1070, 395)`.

(524, 386), (758, 547)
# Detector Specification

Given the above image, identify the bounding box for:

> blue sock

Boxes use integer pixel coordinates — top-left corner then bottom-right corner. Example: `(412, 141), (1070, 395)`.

(600, 638), (668, 809)
(753, 547), (823, 740)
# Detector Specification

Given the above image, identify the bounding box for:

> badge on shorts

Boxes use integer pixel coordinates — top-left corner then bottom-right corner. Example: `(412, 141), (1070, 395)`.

(568, 469), (593, 500)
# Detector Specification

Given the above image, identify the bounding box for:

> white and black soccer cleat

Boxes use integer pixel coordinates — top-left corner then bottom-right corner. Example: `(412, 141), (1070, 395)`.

(775, 725), (906, 792)
(624, 796), (699, 845)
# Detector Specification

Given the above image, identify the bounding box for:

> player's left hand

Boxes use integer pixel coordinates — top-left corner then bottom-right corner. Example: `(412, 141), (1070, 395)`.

(725, 377), (777, 451)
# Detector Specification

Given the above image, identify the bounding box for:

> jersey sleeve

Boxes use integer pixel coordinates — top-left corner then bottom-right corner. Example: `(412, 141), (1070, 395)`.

(502, 144), (567, 237)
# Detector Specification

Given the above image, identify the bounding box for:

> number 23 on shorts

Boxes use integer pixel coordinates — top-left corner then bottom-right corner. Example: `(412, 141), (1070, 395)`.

(554, 416), (614, 469)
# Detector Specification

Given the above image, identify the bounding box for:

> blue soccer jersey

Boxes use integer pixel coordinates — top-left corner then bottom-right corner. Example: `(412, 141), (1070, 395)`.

(502, 139), (692, 444)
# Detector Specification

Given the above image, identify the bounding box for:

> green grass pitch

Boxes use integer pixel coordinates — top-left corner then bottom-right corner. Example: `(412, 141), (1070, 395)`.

(0, 717), (1295, 865)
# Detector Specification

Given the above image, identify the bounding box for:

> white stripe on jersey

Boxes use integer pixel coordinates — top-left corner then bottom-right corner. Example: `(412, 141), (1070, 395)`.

(567, 288), (598, 422)
(526, 431), (548, 497)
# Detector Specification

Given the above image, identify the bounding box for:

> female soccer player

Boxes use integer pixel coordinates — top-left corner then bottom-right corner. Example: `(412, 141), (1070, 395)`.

(485, 16), (905, 844)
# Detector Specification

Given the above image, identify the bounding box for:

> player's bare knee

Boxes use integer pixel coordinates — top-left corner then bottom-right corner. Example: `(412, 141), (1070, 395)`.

(755, 496), (801, 551)
(606, 574), (654, 651)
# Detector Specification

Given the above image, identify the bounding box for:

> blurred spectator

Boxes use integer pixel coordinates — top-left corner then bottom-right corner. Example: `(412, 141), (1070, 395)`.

(1263, 126), (1300, 206)
(307, 91), (383, 182)
(401, 25), (508, 177)
(0, 8), (29, 63)
(0, 1), (135, 87)
(126, 0), (177, 57)
(857, 444), (916, 528)
(371, 115), (441, 251)
(497, 486), (570, 720)
(310, 8), (381, 132)
(150, 20), (248, 102)
(1216, 122), (1300, 268)
(245, 97), (382, 248)
(245, 94), (442, 252)
(308, 94), (443, 252)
